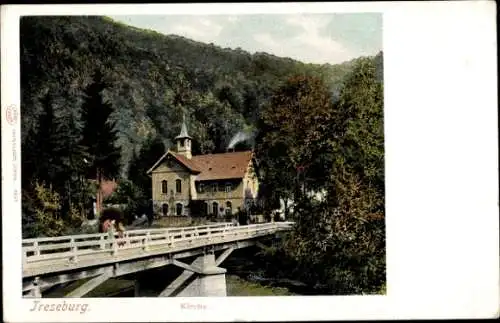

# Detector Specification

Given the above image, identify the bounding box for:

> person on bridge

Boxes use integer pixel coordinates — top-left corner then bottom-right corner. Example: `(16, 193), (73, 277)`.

(99, 208), (126, 248)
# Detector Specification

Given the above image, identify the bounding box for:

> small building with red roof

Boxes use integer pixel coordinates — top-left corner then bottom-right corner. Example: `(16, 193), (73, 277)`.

(147, 116), (259, 217)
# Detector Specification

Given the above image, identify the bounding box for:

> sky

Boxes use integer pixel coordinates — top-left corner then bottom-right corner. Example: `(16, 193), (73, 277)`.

(110, 13), (382, 65)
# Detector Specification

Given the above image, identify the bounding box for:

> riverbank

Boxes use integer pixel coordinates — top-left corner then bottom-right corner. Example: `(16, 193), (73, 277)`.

(44, 274), (296, 297)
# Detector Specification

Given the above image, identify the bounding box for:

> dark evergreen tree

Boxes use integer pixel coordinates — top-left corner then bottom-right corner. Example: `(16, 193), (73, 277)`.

(80, 69), (121, 215)
(21, 126), (40, 188)
(128, 134), (165, 198)
(56, 107), (90, 218)
(35, 93), (60, 186)
(127, 148), (141, 190)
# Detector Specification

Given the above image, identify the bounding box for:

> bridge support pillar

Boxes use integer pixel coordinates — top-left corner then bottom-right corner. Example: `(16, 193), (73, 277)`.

(177, 253), (227, 297)
(162, 252), (228, 297)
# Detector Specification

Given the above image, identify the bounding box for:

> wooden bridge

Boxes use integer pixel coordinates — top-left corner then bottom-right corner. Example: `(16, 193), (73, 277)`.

(22, 221), (294, 298)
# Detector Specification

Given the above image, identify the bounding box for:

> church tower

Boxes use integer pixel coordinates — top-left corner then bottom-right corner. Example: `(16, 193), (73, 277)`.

(175, 114), (192, 159)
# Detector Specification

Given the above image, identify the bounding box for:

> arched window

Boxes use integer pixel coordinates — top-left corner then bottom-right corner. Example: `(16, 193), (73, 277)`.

(161, 180), (168, 194)
(225, 201), (232, 216)
(176, 203), (183, 216)
(162, 203), (169, 216)
(176, 179), (182, 193)
(212, 202), (219, 217)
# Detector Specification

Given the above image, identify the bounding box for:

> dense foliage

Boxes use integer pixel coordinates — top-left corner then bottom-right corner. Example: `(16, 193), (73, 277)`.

(255, 58), (385, 294)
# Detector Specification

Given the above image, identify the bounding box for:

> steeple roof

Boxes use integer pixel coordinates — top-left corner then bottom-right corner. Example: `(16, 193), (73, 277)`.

(175, 114), (192, 140)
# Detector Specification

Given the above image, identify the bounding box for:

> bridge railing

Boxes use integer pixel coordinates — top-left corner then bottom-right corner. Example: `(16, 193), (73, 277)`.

(22, 222), (294, 265)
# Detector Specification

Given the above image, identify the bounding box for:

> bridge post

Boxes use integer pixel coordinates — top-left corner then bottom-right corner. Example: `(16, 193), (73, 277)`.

(26, 277), (42, 298)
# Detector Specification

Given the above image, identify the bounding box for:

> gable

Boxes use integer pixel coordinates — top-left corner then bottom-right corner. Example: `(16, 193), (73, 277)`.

(153, 156), (187, 173)
(147, 150), (200, 175)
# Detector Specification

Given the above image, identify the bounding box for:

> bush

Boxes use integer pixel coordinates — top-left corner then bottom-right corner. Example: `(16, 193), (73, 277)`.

(278, 197), (386, 295)
(22, 182), (65, 238)
(104, 179), (147, 225)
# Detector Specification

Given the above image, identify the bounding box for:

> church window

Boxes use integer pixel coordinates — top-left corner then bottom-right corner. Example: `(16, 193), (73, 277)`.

(176, 179), (182, 193)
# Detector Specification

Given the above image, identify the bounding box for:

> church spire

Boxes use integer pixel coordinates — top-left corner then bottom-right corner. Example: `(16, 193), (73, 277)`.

(175, 114), (192, 140)
(175, 113), (192, 159)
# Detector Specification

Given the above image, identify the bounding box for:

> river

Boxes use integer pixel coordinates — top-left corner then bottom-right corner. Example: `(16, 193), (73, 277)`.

(44, 246), (319, 297)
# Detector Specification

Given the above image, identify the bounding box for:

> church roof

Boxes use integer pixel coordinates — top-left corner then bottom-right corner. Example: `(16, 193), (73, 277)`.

(147, 150), (254, 181)
(191, 151), (253, 181)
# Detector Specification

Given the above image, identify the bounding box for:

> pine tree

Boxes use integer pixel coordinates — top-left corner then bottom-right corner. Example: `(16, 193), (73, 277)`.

(22, 91), (88, 233)
(21, 126), (40, 189)
(56, 108), (90, 218)
(80, 69), (121, 216)
(35, 93), (61, 186)
(128, 134), (165, 198)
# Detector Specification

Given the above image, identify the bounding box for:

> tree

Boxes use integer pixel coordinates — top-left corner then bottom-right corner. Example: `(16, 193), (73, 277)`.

(34, 93), (62, 186)
(297, 59), (384, 294)
(255, 75), (335, 214)
(80, 69), (121, 216)
(255, 60), (385, 294)
(128, 133), (165, 198)
(22, 182), (66, 238)
(56, 107), (90, 218)
(104, 179), (145, 224)
(22, 91), (90, 236)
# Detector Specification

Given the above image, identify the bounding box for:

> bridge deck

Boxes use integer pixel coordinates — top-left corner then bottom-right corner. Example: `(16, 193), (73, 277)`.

(23, 222), (293, 278)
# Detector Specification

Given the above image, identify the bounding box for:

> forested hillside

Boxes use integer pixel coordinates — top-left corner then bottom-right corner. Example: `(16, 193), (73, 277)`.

(21, 15), (382, 175)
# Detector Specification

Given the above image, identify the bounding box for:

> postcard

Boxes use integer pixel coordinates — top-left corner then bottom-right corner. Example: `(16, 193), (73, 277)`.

(1, 2), (498, 322)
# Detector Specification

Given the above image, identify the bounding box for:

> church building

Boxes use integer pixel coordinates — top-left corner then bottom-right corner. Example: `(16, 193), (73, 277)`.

(147, 117), (259, 217)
